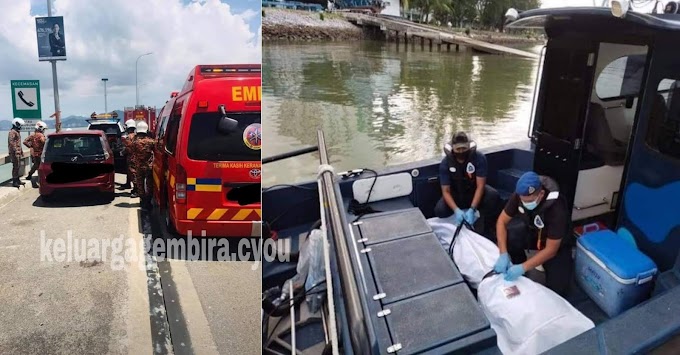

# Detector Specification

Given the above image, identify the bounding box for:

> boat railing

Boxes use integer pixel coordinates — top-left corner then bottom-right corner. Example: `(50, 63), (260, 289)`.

(316, 129), (374, 354)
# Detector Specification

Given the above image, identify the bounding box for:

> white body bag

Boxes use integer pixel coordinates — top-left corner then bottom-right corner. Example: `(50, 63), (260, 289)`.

(428, 217), (595, 355)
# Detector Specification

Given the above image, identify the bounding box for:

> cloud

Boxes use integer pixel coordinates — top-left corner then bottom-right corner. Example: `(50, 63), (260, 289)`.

(0, 0), (261, 119)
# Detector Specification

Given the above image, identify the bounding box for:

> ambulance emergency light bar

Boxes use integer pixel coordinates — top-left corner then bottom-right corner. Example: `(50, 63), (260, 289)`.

(198, 64), (261, 75)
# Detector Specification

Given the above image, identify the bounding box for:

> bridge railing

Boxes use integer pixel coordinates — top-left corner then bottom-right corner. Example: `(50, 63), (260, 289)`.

(0, 150), (32, 184)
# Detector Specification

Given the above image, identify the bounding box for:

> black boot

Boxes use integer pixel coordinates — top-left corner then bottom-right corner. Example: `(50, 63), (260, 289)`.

(25, 173), (33, 181)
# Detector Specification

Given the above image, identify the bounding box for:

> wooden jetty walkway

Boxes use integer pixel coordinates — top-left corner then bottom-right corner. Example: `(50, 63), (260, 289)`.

(343, 13), (540, 59)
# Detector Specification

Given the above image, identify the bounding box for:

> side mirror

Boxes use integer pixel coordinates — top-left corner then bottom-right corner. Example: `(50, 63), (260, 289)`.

(217, 104), (238, 134)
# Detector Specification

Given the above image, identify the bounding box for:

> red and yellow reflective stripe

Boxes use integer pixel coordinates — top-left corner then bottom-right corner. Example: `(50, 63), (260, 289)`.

(185, 208), (261, 221)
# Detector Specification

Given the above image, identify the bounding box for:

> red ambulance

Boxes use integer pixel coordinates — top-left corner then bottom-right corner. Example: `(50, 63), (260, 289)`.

(152, 64), (261, 237)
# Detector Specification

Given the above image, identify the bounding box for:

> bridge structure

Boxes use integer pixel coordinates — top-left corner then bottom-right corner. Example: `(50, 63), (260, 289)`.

(0, 152), (260, 354)
(344, 13), (540, 59)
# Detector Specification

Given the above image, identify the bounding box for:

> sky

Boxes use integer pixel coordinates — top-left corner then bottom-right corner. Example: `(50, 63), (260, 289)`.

(0, 0), (261, 119)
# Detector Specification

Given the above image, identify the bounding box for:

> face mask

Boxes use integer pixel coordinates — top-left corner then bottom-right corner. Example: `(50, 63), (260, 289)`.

(454, 150), (470, 160)
(522, 199), (538, 210)
(521, 191), (542, 210)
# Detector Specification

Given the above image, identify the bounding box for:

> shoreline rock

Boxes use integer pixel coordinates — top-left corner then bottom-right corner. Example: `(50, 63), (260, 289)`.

(263, 9), (364, 41)
(262, 9), (545, 45)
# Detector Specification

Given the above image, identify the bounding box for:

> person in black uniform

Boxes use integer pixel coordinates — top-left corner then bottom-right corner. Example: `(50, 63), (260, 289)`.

(493, 171), (574, 296)
(434, 131), (501, 235)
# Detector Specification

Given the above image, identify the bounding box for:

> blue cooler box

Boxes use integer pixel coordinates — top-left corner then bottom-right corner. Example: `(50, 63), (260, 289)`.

(575, 230), (658, 317)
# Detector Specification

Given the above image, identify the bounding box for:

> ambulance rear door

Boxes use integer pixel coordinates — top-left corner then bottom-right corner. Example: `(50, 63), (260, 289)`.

(182, 75), (261, 234)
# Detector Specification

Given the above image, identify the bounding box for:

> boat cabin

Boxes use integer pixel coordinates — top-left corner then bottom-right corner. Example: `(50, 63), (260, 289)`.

(507, 6), (680, 272)
(262, 5), (680, 354)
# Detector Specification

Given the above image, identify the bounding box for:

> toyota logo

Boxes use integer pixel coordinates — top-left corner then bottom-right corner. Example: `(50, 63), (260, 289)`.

(71, 156), (78, 162)
(249, 168), (261, 179)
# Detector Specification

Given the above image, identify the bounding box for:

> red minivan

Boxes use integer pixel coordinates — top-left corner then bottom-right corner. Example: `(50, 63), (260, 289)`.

(39, 130), (116, 201)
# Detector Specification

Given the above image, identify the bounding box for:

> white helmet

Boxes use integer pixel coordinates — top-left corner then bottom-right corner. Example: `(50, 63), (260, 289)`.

(35, 121), (48, 132)
(136, 121), (149, 134)
(12, 117), (25, 129)
(125, 119), (136, 129)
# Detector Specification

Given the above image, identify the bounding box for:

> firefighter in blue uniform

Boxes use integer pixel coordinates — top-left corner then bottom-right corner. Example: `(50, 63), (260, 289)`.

(493, 171), (574, 296)
(435, 131), (501, 235)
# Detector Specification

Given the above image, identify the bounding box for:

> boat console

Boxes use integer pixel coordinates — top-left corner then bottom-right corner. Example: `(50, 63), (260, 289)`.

(346, 208), (497, 354)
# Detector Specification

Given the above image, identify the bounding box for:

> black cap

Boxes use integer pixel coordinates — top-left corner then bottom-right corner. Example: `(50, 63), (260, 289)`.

(451, 132), (470, 149)
(452, 131), (469, 143)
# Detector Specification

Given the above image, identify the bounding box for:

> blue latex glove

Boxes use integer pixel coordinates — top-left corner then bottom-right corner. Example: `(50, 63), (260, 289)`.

(493, 253), (511, 273)
(504, 264), (526, 281)
(464, 208), (478, 224)
(453, 208), (464, 225)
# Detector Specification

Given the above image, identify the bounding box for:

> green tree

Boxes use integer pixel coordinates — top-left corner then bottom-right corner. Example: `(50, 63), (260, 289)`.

(450, 0), (477, 27)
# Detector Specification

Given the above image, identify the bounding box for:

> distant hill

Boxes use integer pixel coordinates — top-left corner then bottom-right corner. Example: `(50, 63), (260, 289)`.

(0, 110), (125, 130)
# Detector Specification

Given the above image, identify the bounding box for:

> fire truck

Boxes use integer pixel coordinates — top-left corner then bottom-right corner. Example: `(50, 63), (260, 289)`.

(124, 106), (157, 135)
(151, 64), (261, 237)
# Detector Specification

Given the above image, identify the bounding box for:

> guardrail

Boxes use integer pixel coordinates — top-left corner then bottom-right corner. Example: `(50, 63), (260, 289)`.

(0, 150), (32, 184)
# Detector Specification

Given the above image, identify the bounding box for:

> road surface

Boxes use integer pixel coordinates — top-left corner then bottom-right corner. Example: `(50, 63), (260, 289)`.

(0, 174), (260, 354)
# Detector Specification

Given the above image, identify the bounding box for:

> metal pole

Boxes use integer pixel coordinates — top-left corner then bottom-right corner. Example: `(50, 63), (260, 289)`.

(316, 130), (370, 354)
(102, 78), (108, 113)
(47, 0), (61, 133)
(135, 52), (152, 107)
(135, 57), (138, 107)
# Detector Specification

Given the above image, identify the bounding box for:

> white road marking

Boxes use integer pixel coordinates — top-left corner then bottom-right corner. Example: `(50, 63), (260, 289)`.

(168, 259), (220, 355)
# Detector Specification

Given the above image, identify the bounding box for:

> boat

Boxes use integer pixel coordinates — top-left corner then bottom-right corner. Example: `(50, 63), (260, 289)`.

(262, 3), (680, 354)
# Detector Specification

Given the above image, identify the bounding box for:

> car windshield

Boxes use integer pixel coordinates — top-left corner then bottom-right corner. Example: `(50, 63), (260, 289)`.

(89, 124), (120, 135)
(45, 135), (105, 162)
(187, 112), (260, 161)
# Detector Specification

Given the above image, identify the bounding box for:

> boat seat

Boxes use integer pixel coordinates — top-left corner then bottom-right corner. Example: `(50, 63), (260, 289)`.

(584, 102), (626, 166)
(344, 172), (415, 220)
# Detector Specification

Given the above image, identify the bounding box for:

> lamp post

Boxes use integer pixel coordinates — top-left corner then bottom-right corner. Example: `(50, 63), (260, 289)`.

(101, 78), (108, 113)
(135, 52), (153, 107)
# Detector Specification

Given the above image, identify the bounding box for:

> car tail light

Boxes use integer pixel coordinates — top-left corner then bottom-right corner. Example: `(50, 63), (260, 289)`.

(176, 164), (187, 204)
(41, 138), (49, 163)
(100, 136), (110, 160)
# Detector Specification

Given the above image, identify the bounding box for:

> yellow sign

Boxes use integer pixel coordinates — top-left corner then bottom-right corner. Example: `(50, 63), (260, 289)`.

(232, 86), (261, 102)
(212, 162), (261, 169)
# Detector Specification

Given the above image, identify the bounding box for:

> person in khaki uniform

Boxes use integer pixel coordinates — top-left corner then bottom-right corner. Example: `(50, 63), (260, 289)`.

(129, 121), (155, 208)
(23, 121), (47, 181)
(121, 119), (137, 190)
(8, 118), (25, 188)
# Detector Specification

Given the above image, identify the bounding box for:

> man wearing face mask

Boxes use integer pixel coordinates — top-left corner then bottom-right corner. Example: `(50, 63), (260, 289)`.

(435, 131), (500, 235)
(493, 171), (573, 296)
